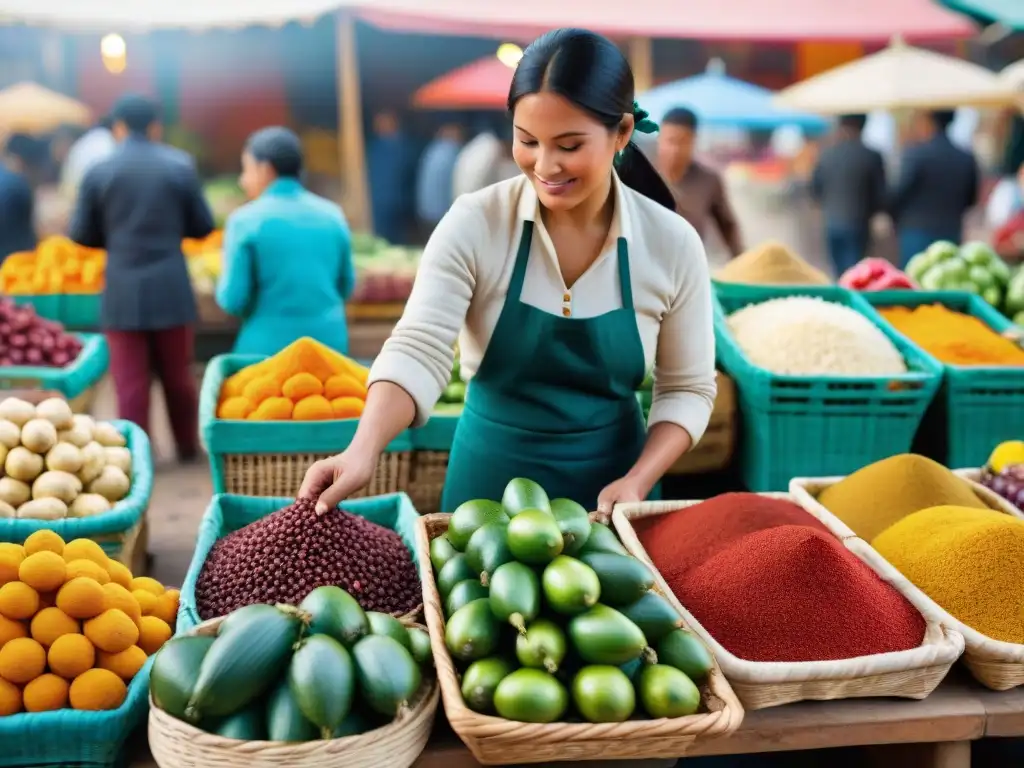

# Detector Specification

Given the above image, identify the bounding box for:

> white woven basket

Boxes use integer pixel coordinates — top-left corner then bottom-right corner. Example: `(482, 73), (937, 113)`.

(611, 494), (965, 710)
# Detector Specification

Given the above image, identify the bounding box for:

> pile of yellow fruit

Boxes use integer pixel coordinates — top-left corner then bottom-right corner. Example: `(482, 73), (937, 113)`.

(216, 337), (370, 421)
(0, 531), (177, 716)
(0, 237), (105, 295)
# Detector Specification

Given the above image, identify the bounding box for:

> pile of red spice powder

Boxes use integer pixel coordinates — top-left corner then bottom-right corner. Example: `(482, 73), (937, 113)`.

(636, 493), (926, 662)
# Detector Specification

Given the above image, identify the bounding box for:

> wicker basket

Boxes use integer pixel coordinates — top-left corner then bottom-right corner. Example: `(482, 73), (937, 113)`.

(611, 496), (966, 711)
(148, 616), (440, 768)
(666, 372), (737, 475)
(407, 451), (449, 515)
(216, 451), (412, 498)
(790, 470), (1024, 691)
(414, 513), (744, 764)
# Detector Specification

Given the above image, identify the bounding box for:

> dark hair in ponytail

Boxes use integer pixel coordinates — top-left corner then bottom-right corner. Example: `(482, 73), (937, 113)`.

(507, 28), (676, 211)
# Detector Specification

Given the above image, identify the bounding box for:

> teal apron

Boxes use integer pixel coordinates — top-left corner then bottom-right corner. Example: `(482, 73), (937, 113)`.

(442, 220), (657, 513)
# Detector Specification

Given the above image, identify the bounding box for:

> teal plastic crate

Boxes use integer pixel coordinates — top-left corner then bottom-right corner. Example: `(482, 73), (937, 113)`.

(0, 333), (109, 400)
(412, 409), (461, 450)
(713, 283), (943, 491)
(176, 492), (422, 631)
(0, 656), (152, 767)
(11, 294), (61, 322)
(0, 421), (152, 550)
(859, 289), (1024, 468)
(61, 293), (102, 330)
(199, 353), (411, 495)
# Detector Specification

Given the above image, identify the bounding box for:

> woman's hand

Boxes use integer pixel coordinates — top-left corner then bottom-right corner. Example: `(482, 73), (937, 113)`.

(298, 449), (380, 514)
(596, 475), (650, 520)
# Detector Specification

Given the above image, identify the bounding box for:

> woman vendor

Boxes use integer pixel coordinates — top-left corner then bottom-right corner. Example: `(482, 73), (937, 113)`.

(301, 28), (716, 515)
(217, 126), (356, 355)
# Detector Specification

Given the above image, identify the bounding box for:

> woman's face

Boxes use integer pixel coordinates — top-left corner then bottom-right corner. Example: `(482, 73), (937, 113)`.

(239, 152), (276, 201)
(512, 92), (631, 212)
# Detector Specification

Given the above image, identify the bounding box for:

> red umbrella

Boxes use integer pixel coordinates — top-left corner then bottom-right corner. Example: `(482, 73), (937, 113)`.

(413, 57), (515, 110)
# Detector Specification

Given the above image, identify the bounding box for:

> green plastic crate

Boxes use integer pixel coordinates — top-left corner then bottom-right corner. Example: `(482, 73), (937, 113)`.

(11, 293), (101, 329)
(176, 492), (422, 631)
(713, 283), (943, 491)
(0, 333), (109, 400)
(11, 294), (61, 322)
(199, 353), (412, 496)
(859, 289), (1024, 468)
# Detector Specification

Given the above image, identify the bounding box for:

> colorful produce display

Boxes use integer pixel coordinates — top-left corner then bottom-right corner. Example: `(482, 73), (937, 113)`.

(431, 478), (714, 724)
(714, 242), (830, 286)
(182, 231), (224, 296)
(0, 238), (105, 295)
(981, 440), (1024, 508)
(435, 355), (465, 415)
(636, 494), (925, 662)
(216, 338), (369, 421)
(150, 593), (433, 741)
(726, 296), (906, 376)
(0, 301), (83, 368)
(0, 398), (132, 520)
(194, 497), (420, 621)
(839, 258), (915, 291)
(350, 233), (422, 304)
(876, 303), (1024, 367)
(905, 241), (1015, 315)
(0, 531), (176, 715)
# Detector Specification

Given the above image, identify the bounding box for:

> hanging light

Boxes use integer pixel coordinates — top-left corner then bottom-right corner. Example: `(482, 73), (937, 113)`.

(497, 43), (523, 69)
(100, 33), (127, 74)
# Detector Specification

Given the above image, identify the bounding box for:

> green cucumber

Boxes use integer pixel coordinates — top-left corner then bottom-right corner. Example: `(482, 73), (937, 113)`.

(506, 509), (564, 565)
(579, 523), (629, 556)
(289, 635), (356, 738)
(502, 478), (552, 517)
(406, 627), (434, 667)
(217, 603), (285, 636)
(620, 592), (684, 645)
(657, 629), (714, 682)
(445, 580), (489, 617)
(352, 634), (423, 716)
(299, 586), (369, 647)
(437, 554), (476, 598)
(579, 553), (654, 606)
(639, 664), (701, 718)
(542, 556), (601, 615)
(215, 700), (267, 740)
(515, 619), (567, 674)
(448, 500), (508, 550)
(445, 598), (500, 661)
(465, 522), (513, 585)
(429, 534), (459, 572)
(187, 605), (304, 721)
(149, 635), (216, 723)
(568, 605), (650, 666)
(572, 666), (635, 723)
(266, 679), (319, 742)
(488, 561), (540, 633)
(493, 669), (567, 723)
(461, 656), (514, 714)
(550, 499), (592, 555)
(367, 611), (412, 650)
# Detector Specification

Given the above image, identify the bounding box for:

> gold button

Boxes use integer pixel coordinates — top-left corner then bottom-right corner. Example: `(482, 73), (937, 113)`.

(562, 307), (571, 317)
(563, 292), (571, 302)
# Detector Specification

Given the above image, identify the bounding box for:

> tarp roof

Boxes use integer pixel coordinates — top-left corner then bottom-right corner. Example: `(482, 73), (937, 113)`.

(412, 57), (513, 110)
(0, 0), (976, 41)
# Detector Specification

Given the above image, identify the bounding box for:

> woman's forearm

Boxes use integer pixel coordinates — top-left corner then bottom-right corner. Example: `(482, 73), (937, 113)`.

(348, 381), (417, 455)
(626, 422), (693, 494)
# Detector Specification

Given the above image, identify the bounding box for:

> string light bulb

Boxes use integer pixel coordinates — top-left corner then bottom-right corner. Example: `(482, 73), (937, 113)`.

(497, 43), (523, 69)
(100, 33), (127, 75)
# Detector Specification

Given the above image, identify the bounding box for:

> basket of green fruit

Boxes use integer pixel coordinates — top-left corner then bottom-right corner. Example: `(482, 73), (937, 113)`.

(147, 591), (439, 768)
(415, 478), (744, 765)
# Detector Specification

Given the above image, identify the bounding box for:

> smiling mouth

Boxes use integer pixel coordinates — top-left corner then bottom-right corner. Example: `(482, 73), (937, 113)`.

(537, 177), (577, 189)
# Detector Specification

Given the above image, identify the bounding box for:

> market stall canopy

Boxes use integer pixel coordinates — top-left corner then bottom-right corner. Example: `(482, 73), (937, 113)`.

(0, 0), (975, 40)
(413, 58), (514, 110)
(638, 61), (829, 132)
(0, 82), (92, 135)
(937, 0), (1024, 30)
(773, 38), (1015, 114)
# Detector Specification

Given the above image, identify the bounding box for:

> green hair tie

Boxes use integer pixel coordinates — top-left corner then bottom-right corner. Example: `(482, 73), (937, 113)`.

(631, 101), (659, 135)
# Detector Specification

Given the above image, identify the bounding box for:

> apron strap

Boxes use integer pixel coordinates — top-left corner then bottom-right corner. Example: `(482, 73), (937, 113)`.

(616, 237), (634, 311)
(508, 220), (534, 301)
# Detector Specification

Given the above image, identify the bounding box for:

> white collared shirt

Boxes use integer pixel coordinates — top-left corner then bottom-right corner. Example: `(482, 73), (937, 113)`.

(369, 173), (717, 444)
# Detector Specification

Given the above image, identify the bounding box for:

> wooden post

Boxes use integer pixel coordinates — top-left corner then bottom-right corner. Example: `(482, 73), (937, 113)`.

(336, 12), (371, 232)
(629, 37), (654, 93)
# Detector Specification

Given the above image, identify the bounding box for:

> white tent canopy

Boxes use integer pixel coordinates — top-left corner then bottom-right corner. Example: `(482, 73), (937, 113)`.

(774, 37), (1015, 114)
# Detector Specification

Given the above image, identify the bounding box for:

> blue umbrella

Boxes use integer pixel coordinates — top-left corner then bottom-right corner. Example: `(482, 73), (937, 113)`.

(638, 60), (829, 133)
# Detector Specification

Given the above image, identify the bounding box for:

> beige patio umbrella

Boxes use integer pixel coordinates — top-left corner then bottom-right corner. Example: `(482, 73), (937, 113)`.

(0, 82), (92, 135)
(773, 37), (1016, 114)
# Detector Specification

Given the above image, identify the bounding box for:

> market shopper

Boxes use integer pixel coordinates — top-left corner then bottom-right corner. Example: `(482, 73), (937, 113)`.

(0, 134), (38, 262)
(890, 110), (979, 266)
(301, 28), (716, 515)
(69, 94), (214, 461)
(367, 110), (416, 245)
(217, 126), (356, 356)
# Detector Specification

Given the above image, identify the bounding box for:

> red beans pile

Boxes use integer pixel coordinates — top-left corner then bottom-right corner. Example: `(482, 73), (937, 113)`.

(195, 497), (421, 620)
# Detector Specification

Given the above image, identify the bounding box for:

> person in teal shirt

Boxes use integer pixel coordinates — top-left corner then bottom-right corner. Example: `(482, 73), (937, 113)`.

(217, 127), (356, 356)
